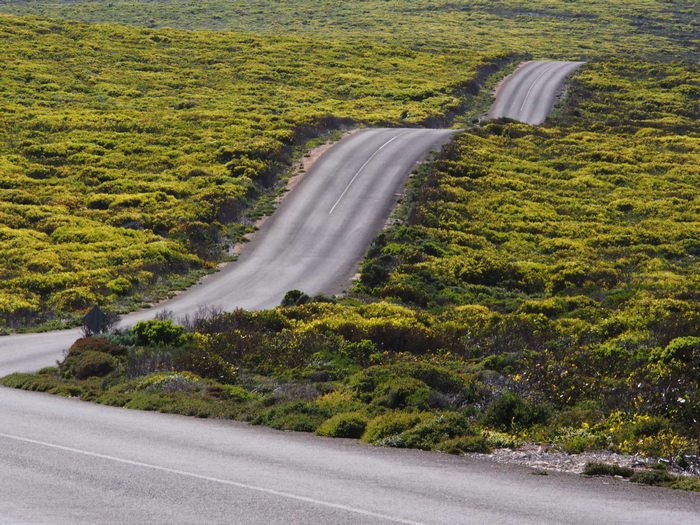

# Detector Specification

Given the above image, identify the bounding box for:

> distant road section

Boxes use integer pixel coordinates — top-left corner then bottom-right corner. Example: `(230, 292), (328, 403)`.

(485, 60), (585, 125)
(0, 128), (455, 375)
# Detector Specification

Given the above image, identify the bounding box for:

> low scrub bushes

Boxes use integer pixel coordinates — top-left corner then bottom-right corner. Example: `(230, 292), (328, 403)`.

(630, 470), (676, 486)
(481, 392), (552, 432)
(316, 412), (368, 439)
(582, 463), (634, 478)
(252, 401), (334, 432)
(60, 337), (128, 380)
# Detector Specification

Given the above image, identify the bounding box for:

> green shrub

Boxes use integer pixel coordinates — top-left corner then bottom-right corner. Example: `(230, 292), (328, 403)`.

(132, 319), (186, 347)
(632, 417), (669, 438)
(66, 337), (128, 358)
(561, 434), (606, 454)
(668, 478), (700, 492)
(370, 378), (432, 410)
(630, 470), (675, 485)
(252, 401), (333, 432)
(349, 363), (466, 406)
(648, 462), (668, 471)
(362, 411), (431, 443)
(485, 431), (522, 449)
(481, 392), (551, 431)
(136, 372), (205, 393)
(438, 434), (491, 454)
(106, 277), (131, 296)
(582, 463), (634, 478)
(174, 347), (237, 384)
(389, 412), (476, 451)
(281, 290), (306, 307)
(316, 412), (368, 438)
(63, 351), (116, 380)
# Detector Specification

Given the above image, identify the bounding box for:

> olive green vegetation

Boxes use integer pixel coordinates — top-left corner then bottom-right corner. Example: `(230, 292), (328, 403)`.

(1, 0), (698, 60)
(7, 58), (700, 485)
(0, 14), (502, 330)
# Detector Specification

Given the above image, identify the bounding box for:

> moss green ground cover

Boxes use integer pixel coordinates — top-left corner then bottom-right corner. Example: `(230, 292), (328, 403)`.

(1, 0), (697, 60)
(0, 14), (500, 329)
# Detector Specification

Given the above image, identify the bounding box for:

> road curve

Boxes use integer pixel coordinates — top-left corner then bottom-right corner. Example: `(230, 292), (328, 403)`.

(0, 388), (697, 525)
(0, 128), (455, 376)
(485, 60), (585, 125)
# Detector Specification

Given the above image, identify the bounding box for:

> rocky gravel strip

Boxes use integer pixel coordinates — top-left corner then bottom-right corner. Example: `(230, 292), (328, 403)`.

(466, 442), (700, 477)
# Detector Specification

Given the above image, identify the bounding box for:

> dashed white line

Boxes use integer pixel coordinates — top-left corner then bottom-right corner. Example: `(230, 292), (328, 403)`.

(329, 131), (409, 214)
(519, 64), (555, 113)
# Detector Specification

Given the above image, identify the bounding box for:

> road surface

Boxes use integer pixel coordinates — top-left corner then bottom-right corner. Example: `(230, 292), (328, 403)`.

(0, 388), (697, 525)
(485, 60), (586, 125)
(0, 128), (455, 376)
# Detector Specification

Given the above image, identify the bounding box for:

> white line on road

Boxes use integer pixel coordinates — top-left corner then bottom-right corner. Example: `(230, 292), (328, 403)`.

(329, 131), (409, 214)
(519, 64), (554, 113)
(0, 432), (425, 525)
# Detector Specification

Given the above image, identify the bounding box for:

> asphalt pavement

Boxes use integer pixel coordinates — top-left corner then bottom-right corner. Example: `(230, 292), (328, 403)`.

(485, 60), (586, 125)
(1, 388), (698, 525)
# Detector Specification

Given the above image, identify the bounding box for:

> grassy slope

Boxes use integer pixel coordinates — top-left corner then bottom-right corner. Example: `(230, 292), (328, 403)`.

(0, 0), (698, 60)
(0, 14), (500, 329)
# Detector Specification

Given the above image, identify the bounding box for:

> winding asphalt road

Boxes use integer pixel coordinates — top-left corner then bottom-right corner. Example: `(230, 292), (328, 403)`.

(0, 128), (455, 376)
(485, 60), (586, 125)
(3, 61), (696, 523)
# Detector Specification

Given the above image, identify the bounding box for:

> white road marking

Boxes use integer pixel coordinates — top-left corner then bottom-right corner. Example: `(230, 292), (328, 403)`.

(519, 64), (555, 113)
(329, 131), (409, 214)
(0, 432), (425, 525)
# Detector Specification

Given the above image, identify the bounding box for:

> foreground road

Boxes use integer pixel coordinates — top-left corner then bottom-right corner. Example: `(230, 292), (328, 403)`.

(0, 388), (697, 525)
(486, 60), (585, 125)
(0, 128), (455, 376)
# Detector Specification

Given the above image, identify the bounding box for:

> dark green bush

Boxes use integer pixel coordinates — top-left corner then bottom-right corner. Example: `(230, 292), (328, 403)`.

(63, 351), (116, 380)
(349, 363), (466, 405)
(582, 463), (634, 478)
(66, 337), (128, 358)
(481, 392), (551, 431)
(630, 470), (675, 485)
(252, 401), (333, 432)
(438, 434), (492, 454)
(316, 412), (368, 438)
(632, 417), (669, 438)
(370, 378), (432, 410)
(281, 290), (306, 308)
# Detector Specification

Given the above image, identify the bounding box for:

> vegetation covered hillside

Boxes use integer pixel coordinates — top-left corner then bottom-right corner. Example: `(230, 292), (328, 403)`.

(0, 14), (501, 330)
(1, 0), (698, 60)
(7, 60), (700, 483)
